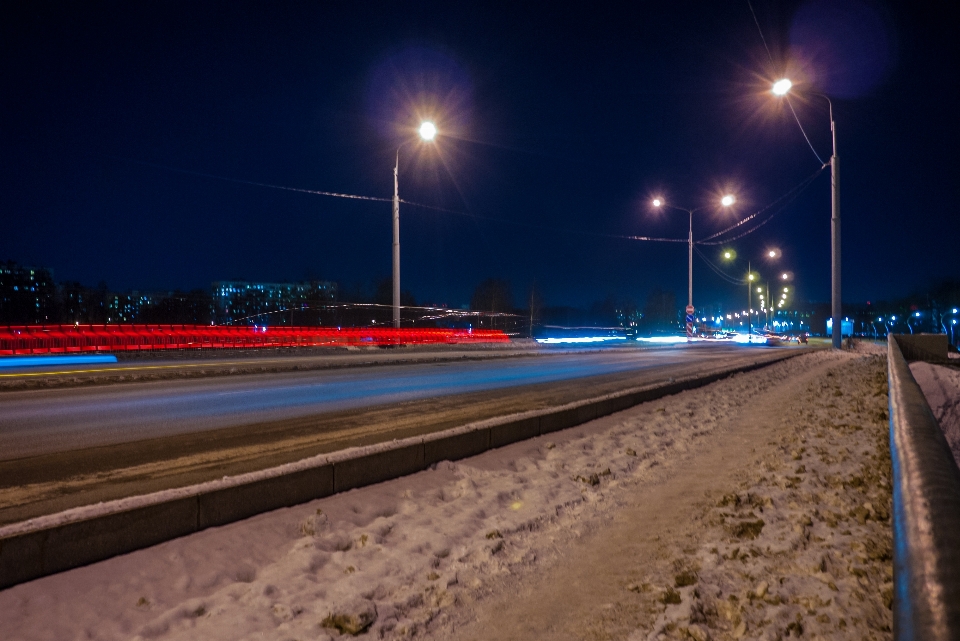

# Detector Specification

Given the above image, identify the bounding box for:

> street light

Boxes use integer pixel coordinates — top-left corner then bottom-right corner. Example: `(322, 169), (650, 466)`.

(418, 121), (437, 141)
(772, 78), (792, 96)
(772, 79), (841, 349)
(392, 121), (438, 328)
(651, 194), (736, 314)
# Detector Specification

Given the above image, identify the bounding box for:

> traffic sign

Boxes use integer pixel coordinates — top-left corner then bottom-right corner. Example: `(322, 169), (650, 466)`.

(685, 314), (695, 324)
(685, 305), (695, 315)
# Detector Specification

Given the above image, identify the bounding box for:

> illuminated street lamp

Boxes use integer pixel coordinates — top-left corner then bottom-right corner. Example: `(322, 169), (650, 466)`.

(392, 121), (438, 327)
(651, 194), (736, 312)
(772, 79), (841, 349)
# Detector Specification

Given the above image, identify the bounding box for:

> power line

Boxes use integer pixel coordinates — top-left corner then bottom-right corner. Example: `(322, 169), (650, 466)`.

(695, 165), (826, 245)
(694, 245), (747, 285)
(744, 1), (826, 166)
(119, 157), (393, 203)
(746, 0), (775, 65)
(787, 96), (828, 166)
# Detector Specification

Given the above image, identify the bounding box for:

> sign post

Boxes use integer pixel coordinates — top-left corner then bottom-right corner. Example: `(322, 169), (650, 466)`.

(685, 304), (695, 339)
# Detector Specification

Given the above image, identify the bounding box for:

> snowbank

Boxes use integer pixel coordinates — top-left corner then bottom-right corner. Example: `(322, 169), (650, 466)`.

(1, 351), (889, 640)
(909, 361), (960, 467)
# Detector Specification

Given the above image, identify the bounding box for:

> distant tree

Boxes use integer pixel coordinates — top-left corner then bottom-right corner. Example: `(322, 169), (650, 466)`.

(143, 290), (212, 325)
(374, 278), (416, 307)
(642, 288), (677, 331)
(471, 278), (513, 313)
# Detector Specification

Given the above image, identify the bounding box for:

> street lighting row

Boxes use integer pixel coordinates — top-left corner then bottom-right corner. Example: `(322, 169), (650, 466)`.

(651, 78), (840, 347)
(651, 195), (735, 337)
(399, 79), (838, 344)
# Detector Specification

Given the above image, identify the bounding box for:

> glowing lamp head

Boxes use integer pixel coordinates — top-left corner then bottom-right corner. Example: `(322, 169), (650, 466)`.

(748, 273), (755, 281)
(768, 250), (777, 258)
(418, 121), (437, 141)
(721, 194), (735, 207)
(652, 198), (663, 207)
(782, 273), (788, 279)
(772, 78), (792, 96)
(723, 251), (732, 259)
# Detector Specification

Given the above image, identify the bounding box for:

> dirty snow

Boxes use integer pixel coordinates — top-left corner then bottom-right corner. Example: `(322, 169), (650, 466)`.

(909, 361), (960, 467)
(1, 351), (892, 641)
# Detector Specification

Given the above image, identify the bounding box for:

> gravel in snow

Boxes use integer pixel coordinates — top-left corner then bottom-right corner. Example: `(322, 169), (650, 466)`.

(2, 349), (892, 640)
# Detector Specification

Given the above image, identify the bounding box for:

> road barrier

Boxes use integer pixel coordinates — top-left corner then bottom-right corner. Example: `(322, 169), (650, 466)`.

(0, 352), (798, 590)
(887, 335), (960, 640)
(0, 324), (509, 355)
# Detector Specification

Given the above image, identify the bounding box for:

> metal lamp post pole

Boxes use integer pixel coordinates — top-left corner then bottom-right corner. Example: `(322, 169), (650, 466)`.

(688, 209), (694, 308)
(772, 81), (841, 349)
(766, 282), (771, 330)
(828, 99), (842, 350)
(747, 262), (752, 342)
(392, 151), (401, 329)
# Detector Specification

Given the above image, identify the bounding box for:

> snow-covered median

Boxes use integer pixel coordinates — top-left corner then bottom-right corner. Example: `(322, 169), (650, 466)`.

(2, 350), (891, 641)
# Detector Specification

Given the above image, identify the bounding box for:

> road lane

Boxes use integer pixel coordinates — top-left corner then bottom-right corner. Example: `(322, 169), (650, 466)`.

(0, 343), (805, 525)
(2, 344), (762, 461)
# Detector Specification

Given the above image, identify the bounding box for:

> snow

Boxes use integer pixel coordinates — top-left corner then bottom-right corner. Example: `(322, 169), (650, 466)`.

(1, 351), (891, 640)
(909, 361), (960, 467)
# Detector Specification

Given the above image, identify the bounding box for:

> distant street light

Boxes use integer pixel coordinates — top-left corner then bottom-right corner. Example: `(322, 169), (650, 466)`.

(772, 79), (841, 349)
(392, 121), (438, 327)
(651, 195), (736, 312)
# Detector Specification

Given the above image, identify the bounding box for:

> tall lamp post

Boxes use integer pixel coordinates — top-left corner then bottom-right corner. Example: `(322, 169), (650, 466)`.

(652, 194), (736, 314)
(772, 79), (841, 349)
(392, 121), (437, 328)
(747, 265), (756, 341)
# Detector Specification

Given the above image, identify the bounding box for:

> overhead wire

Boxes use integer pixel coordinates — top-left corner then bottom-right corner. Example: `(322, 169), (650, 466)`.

(745, 0), (827, 166)
(123, 153), (824, 249)
(399, 199), (687, 242)
(694, 245), (748, 286)
(121, 156), (688, 243)
(695, 165), (826, 245)
(746, 0), (775, 64)
(786, 97), (827, 165)
(119, 157), (394, 203)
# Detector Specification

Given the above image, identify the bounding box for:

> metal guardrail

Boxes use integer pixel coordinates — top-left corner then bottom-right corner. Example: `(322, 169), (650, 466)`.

(887, 335), (960, 640)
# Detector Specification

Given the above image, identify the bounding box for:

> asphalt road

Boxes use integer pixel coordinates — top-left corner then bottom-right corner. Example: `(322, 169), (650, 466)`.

(0, 343), (803, 524)
(1, 343), (785, 460)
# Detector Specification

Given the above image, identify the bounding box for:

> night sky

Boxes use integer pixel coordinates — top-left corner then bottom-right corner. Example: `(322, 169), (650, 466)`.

(2, 1), (957, 310)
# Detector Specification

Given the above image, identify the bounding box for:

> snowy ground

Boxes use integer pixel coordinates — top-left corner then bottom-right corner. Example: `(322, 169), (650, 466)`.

(909, 360), (960, 467)
(2, 349), (892, 641)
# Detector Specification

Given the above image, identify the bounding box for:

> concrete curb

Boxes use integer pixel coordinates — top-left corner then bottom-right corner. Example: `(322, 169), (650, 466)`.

(0, 351), (799, 590)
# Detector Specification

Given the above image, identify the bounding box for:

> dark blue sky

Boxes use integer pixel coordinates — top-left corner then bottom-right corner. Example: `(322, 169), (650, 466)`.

(2, 1), (956, 309)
